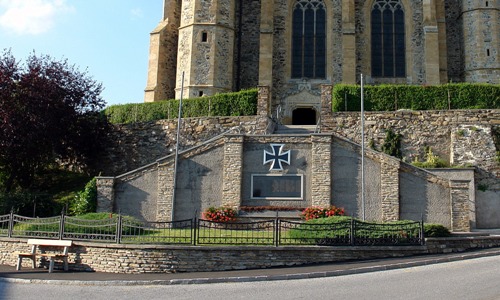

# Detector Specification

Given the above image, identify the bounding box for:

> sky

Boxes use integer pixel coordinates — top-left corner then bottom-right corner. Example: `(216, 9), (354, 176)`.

(0, 0), (163, 107)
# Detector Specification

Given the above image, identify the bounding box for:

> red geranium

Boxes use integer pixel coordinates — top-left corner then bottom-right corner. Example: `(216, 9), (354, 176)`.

(300, 206), (345, 221)
(202, 206), (237, 222)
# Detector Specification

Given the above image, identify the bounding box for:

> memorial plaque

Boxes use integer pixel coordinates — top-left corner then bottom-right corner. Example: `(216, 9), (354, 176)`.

(251, 174), (303, 199)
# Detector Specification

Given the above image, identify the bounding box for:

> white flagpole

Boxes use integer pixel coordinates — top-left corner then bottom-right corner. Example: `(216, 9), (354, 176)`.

(172, 72), (184, 221)
(361, 74), (366, 221)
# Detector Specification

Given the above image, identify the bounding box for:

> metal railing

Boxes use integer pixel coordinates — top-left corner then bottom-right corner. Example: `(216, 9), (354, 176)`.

(0, 212), (424, 247)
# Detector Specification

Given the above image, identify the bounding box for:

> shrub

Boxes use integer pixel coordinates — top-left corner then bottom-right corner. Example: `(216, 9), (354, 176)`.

(332, 83), (500, 112)
(300, 206), (345, 221)
(411, 147), (449, 168)
(288, 216), (353, 242)
(202, 206), (237, 222)
(103, 89), (258, 124)
(14, 212), (145, 236)
(424, 223), (451, 237)
(0, 191), (56, 216)
(70, 177), (97, 216)
(381, 129), (402, 158)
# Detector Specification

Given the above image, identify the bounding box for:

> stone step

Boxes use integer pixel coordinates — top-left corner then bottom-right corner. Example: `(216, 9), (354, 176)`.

(274, 125), (317, 134)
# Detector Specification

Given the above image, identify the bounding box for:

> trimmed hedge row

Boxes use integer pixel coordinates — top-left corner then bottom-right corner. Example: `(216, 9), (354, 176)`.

(104, 89), (258, 124)
(104, 84), (499, 124)
(332, 83), (500, 112)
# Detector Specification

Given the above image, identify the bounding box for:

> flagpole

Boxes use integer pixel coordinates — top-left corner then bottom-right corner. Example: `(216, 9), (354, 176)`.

(361, 74), (366, 221)
(172, 72), (184, 221)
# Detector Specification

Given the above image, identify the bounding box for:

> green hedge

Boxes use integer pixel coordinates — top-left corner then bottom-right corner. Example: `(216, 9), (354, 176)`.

(332, 83), (500, 112)
(104, 89), (258, 124)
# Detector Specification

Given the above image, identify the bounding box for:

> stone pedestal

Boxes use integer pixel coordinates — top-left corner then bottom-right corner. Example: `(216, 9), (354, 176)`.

(311, 135), (332, 207)
(96, 177), (115, 213)
(450, 180), (471, 232)
(380, 157), (400, 222)
(157, 162), (175, 222)
(222, 135), (244, 209)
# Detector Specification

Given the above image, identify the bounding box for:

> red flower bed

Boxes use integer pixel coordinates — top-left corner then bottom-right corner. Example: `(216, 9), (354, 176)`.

(202, 206), (237, 222)
(300, 206), (345, 221)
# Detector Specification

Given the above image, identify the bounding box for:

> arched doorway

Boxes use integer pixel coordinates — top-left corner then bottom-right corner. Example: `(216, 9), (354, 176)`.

(292, 107), (317, 125)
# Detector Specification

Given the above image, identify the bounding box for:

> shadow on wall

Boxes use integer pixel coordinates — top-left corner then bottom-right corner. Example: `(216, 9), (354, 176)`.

(174, 159), (219, 220)
(399, 171), (430, 222)
(115, 181), (155, 223)
(332, 146), (360, 217)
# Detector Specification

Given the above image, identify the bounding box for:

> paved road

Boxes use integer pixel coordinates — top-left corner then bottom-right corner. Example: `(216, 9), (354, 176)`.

(2, 254), (500, 300)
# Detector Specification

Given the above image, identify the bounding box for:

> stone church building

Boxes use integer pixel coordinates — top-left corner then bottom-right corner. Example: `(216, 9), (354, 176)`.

(144, 0), (499, 124)
(95, 0), (499, 232)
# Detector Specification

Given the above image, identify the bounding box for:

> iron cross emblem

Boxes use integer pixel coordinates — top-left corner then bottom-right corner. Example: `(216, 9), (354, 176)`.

(264, 144), (291, 171)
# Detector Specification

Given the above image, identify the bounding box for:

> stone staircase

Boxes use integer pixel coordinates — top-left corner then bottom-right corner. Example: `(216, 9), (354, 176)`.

(273, 125), (317, 134)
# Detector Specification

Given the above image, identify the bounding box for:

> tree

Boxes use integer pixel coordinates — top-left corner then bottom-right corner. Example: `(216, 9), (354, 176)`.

(0, 49), (109, 192)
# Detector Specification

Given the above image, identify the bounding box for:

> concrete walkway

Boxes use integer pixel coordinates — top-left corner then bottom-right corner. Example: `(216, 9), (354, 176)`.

(1, 248), (500, 286)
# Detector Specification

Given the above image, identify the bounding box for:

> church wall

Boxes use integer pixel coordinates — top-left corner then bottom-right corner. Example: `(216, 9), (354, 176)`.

(234, 0), (261, 90)
(357, 0), (426, 85)
(146, 0), (499, 102)
(444, 0), (464, 82)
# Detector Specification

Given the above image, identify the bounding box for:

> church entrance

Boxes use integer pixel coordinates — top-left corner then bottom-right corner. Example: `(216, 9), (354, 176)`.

(292, 107), (317, 125)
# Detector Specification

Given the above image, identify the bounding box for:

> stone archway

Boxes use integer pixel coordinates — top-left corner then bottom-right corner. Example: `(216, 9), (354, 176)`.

(292, 107), (317, 125)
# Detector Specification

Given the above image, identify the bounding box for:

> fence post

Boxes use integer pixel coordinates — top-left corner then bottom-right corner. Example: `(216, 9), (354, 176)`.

(275, 218), (280, 247)
(350, 218), (355, 246)
(59, 210), (65, 240)
(193, 217), (197, 246)
(116, 214), (123, 244)
(420, 219), (425, 245)
(8, 210), (14, 238)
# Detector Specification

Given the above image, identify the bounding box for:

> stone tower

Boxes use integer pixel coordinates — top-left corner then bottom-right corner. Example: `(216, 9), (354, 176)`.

(144, 0), (181, 102)
(461, 0), (500, 83)
(175, 0), (235, 99)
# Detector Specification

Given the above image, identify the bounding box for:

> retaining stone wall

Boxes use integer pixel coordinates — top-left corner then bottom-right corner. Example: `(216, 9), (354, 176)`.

(323, 110), (499, 176)
(99, 116), (260, 176)
(1, 237), (500, 274)
(99, 110), (499, 179)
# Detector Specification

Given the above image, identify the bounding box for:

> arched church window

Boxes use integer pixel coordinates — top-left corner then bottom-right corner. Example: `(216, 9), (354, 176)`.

(371, 0), (405, 77)
(292, 0), (326, 79)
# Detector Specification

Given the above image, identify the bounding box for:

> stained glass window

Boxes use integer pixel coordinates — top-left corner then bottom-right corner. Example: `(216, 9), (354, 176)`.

(292, 0), (326, 79)
(371, 0), (405, 78)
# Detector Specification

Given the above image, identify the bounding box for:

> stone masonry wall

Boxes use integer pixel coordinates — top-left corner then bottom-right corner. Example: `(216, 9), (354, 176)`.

(322, 110), (500, 175)
(99, 116), (260, 176)
(102, 110), (499, 180)
(2, 237), (500, 274)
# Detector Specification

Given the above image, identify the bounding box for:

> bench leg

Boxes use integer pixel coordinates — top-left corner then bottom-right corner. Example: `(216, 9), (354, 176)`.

(63, 257), (69, 271)
(16, 257), (22, 271)
(17, 256), (36, 270)
(49, 259), (55, 273)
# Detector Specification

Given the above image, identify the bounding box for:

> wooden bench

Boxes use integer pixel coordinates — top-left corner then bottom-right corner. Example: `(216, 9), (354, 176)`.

(16, 239), (72, 273)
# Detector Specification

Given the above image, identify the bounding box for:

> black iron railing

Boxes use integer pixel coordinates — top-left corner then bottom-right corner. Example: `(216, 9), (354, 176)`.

(0, 212), (425, 246)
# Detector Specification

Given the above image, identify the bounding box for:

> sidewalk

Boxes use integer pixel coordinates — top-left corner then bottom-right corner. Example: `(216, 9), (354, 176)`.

(1, 248), (500, 286)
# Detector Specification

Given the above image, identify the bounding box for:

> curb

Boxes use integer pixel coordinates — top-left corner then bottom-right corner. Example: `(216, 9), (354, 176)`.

(1, 249), (500, 286)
